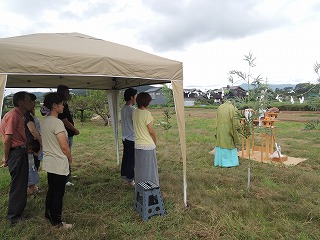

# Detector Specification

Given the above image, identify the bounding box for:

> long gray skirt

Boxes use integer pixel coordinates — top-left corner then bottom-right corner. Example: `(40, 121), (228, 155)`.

(134, 149), (159, 186)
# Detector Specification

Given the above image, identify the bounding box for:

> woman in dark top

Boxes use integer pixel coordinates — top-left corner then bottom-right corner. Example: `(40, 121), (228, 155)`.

(24, 93), (41, 195)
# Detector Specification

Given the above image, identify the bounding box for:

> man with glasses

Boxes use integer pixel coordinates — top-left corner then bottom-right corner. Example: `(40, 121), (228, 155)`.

(1, 91), (32, 226)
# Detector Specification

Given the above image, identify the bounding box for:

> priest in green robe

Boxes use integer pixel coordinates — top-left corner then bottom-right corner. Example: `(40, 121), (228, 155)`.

(214, 101), (240, 167)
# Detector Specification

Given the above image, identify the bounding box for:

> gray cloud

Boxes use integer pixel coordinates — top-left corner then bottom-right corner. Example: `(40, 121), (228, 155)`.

(139, 0), (290, 51)
(3, 0), (114, 24)
(3, 0), (69, 18)
(59, 2), (114, 20)
(1, 0), (292, 52)
(0, 0), (117, 37)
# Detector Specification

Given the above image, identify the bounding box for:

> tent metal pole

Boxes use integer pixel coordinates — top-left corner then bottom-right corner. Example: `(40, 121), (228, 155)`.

(0, 75), (8, 121)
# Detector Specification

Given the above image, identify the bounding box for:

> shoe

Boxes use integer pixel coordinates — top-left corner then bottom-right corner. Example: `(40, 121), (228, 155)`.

(61, 222), (73, 229)
(65, 181), (74, 186)
(54, 222), (73, 229)
(127, 180), (135, 186)
(28, 185), (38, 194)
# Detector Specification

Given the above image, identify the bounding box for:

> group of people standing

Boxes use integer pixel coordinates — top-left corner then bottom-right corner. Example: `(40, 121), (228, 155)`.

(1, 85), (159, 228)
(1, 85), (79, 229)
(1, 85), (237, 229)
(121, 89), (241, 185)
(121, 89), (241, 177)
(120, 88), (160, 187)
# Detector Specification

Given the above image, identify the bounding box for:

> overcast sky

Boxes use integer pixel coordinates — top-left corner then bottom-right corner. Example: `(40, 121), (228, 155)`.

(1, 0), (320, 94)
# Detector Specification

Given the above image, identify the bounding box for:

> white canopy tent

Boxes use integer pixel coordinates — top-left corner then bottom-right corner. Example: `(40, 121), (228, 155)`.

(0, 32), (187, 206)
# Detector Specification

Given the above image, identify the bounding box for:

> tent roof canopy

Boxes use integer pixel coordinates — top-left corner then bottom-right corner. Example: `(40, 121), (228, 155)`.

(0, 32), (187, 206)
(0, 32), (183, 90)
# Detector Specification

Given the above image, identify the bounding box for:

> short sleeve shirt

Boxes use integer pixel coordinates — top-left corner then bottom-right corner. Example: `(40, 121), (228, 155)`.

(132, 109), (155, 149)
(41, 116), (69, 176)
(121, 104), (135, 141)
(1, 107), (26, 147)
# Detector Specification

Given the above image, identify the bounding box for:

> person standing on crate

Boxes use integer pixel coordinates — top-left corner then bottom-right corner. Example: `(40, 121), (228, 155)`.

(214, 100), (240, 168)
(121, 88), (137, 186)
(57, 85), (80, 186)
(1, 91), (32, 226)
(132, 92), (159, 185)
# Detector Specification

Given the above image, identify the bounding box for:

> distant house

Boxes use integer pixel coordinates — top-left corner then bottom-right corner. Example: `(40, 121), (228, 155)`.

(145, 87), (167, 105)
(223, 85), (247, 99)
(133, 85), (246, 106)
(203, 85), (247, 103)
(183, 88), (204, 106)
(204, 89), (224, 103)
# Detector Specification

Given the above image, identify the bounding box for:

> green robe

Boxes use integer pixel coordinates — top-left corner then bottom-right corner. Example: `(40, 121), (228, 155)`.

(215, 101), (240, 149)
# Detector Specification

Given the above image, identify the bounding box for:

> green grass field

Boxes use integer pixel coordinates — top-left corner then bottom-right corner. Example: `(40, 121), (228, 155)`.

(0, 108), (319, 239)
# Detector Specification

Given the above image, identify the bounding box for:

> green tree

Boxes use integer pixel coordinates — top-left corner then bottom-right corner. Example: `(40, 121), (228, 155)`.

(250, 80), (274, 106)
(69, 94), (91, 122)
(283, 86), (294, 93)
(315, 61), (320, 84)
(158, 108), (173, 160)
(307, 62), (320, 111)
(229, 52), (273, 192)
(161, 84), (174, 107)
(159, 84), (174, 160)
(294, 83), (317, 95)
(69, 90), (111, 125)
(87, 90), (111, 125)
(229, 52), (272, 110)
(229, 52), (263, 104)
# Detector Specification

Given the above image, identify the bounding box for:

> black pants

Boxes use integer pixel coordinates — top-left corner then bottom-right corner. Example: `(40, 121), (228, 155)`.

(45, 172), (67, 226)
(121, 140), (135, 181)
(7, 149), (29, 223)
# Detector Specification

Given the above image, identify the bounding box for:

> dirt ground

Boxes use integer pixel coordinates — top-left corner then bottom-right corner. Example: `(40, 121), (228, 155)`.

(276, 111), (320, 122)
(184, 108), (216, 119)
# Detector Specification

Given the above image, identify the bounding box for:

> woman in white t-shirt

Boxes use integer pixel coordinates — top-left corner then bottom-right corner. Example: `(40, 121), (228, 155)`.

(41, 92), (73, 229)
(132, 92), (159, 185)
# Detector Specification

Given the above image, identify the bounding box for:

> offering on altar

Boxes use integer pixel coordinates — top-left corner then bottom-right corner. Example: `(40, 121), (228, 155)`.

(270, 143), (288, 162)
(239, 111), (287, 163)
(265, 112), (278, 120)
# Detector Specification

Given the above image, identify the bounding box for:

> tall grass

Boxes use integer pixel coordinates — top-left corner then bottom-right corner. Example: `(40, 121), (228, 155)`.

(0, 108), (319, 239)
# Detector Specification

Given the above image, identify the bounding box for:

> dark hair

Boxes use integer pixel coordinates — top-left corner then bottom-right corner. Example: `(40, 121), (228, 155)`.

(29, 93), (36, 101)
(124, 88), (137, 101)
(12, 91), (29, 107)
(57, 85), (70, 101)
(57, 85), (69, 95)
(43, 92), (63, 110)
(27, 138), (40, 153)
(136, 92), (152, 108)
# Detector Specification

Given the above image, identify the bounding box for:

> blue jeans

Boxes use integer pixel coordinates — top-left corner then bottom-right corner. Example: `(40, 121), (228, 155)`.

(67, 137), (73, 180)
(68, 137), (73, 151)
